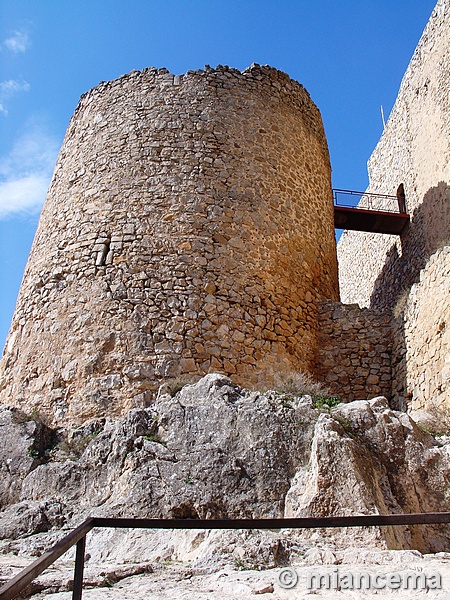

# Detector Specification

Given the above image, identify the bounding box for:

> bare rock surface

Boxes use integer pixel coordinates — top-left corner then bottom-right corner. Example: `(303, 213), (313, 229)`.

(0, 374), (450, 597)
(0, 501), (66, 541)
(17, 374), (317, 522)
(0, 406), (54, 509)
(0, 375), (449, 549)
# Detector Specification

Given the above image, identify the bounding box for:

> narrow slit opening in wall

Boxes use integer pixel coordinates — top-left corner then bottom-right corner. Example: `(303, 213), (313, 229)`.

(97, 239), (111, 267)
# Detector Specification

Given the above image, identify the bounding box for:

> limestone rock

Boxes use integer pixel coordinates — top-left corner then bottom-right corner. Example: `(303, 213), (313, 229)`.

(0, 500), (66, 540)
(285, 396), (450, 552)
(0, 406), (54, 509)
(0, 375), (449, 556)
(19, 374), (317, 521)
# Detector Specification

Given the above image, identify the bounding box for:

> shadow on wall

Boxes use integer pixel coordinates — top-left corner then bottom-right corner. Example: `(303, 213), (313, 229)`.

(369, 182), (450, 311)
(371, 182), (450, 412)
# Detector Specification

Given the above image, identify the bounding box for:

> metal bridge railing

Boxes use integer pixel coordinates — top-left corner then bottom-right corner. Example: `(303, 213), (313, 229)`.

(333, 188), (405, 214)
(1, 513), (450, 599)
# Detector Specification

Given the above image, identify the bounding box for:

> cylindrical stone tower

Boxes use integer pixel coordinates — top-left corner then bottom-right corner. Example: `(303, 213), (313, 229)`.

(0, 64), (338, 425)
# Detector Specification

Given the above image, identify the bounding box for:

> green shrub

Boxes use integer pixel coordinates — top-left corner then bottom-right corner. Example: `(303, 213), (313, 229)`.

(311, 395), (341, 410)
(50, 433), (96, 460)
(271, 371), (339, 405)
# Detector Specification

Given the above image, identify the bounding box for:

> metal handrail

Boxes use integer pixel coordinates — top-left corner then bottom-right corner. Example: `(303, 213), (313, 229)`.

(1, 512), (450, 600)
(0, 518), (95, 600)
(333, 188), (404, 213)
(333, 188), (400, 199)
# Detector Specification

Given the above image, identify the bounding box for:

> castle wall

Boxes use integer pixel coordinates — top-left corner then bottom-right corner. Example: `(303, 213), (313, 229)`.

(0, 64), (338, 426)
(337, 0), (449, 413)
(392, 247), (449, 414)
(315, 301), (392, 401)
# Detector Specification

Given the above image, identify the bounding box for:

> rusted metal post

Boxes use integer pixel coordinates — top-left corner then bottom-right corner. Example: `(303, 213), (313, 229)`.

(1, 513), (449, 599)
(396, 183), (407, 213)
(0, 519), (94, 600)
(72, 536), (86, 600)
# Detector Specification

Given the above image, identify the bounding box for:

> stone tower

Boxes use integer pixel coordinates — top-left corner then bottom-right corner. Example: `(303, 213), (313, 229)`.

(0, 64), (339, 426)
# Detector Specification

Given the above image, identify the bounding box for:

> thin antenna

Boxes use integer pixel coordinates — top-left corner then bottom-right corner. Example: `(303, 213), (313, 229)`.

(380, 105), (386, 129)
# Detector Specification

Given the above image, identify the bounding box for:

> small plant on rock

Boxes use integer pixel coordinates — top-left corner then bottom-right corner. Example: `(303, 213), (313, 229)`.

(234, 558), (246, 570)
(156, 374), (201, 399)
(312, 395), (341, 410)
(271, 370), (338, 403)
(144, 431), (166, 446)
(50, 433), (96, 461)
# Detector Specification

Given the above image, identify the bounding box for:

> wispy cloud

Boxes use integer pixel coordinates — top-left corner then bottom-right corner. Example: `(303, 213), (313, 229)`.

(0, 124), (60, 219)
(0, 79), (30, 116)
(3, 30), (30, 53)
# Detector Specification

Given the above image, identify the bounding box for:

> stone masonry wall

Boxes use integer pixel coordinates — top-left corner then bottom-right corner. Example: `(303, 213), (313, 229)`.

(392, 246), (450, 416)
(338, 0), (449, 311)
(336, 0), (449, 414)
(314, 301), (392, 401)
(0, 64), (339, 426)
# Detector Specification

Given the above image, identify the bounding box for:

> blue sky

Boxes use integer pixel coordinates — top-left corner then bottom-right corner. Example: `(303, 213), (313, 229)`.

(0, 0), (437, 349)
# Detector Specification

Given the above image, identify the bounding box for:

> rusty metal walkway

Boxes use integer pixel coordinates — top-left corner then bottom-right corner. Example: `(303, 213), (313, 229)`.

(334, 189), (410, 234)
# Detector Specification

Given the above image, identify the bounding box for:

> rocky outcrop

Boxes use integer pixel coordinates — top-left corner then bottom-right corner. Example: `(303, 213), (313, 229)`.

(0, 374), (449, 556)
(0, 500), (65, 541)
(0, 406), (55, 509)
(12, 374), (318, 523)
(285, 397), (450, 552)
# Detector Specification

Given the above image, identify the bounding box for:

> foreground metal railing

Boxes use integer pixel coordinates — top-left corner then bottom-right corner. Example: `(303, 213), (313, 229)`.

(333, 188), (404, 213)
(1, 513), (450, 600)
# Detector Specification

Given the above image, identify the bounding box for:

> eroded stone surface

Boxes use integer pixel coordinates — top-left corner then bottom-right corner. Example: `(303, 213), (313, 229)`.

(0, 406), (54, 510)
(2, 544), (450, 599)
(0, 375), (448, 556)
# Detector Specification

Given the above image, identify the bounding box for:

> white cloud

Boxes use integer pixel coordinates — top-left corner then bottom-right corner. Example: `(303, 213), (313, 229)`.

(0, 29), (31, 114)
(3, 31), (30, 53)
(0, 79), (30, 116)
(0, 125), (60, 219)
(0, 80), (30, 94)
